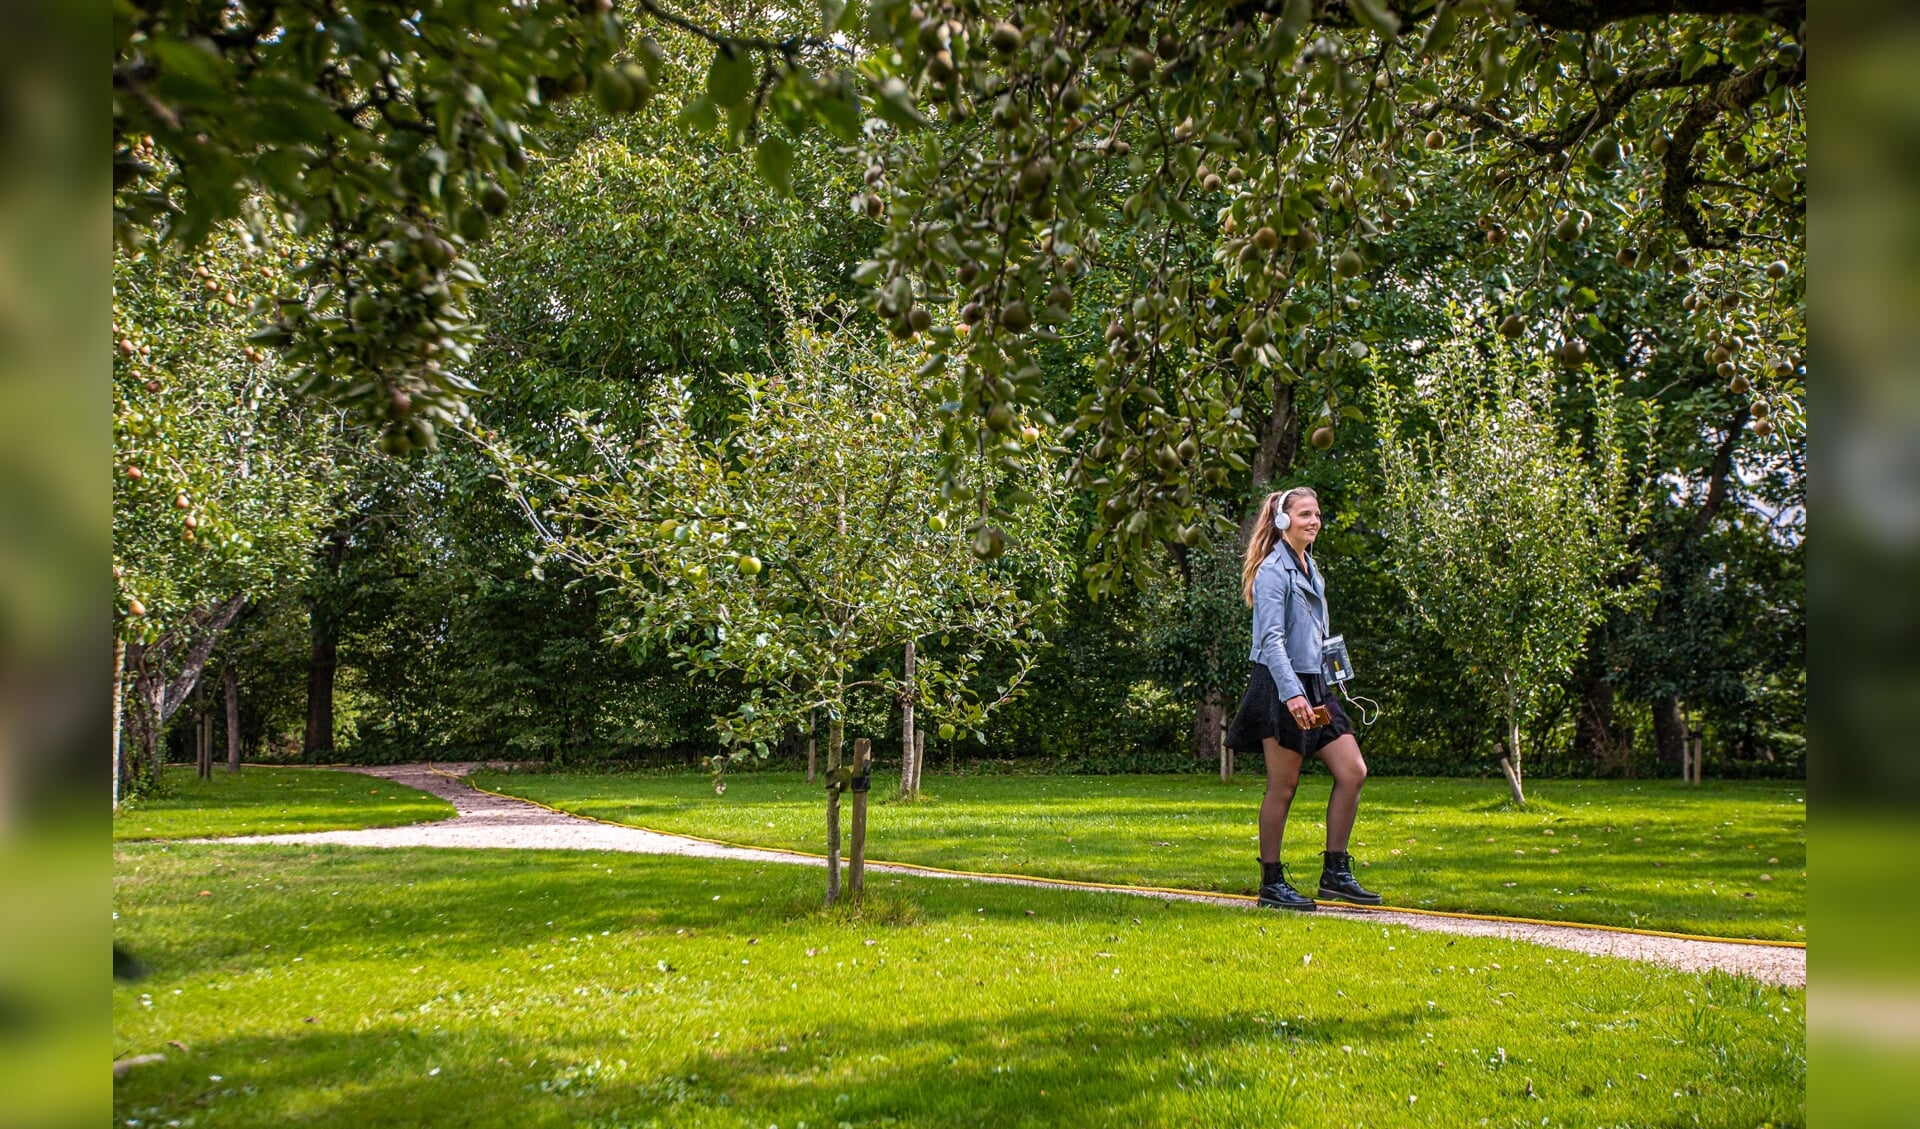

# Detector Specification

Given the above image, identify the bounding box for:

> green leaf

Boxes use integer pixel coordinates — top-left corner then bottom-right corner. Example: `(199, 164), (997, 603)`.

(814, 74), (864, 141)
(1679, 42), (1707, 81)
(707, 43), (757, 110)
(678, 94), (720, 134)
(1280, 0), (1314, 37)
(755, 134), (795, 197)
(1349, 0), (1402, 38)
(818, 0), (848, 35)
(871, 77), (927, 130)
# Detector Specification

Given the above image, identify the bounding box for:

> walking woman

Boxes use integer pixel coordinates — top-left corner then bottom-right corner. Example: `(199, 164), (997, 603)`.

(1225, 486), (1382, 911)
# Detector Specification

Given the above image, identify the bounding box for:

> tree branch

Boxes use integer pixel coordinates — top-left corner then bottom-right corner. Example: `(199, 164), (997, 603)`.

(1661, 52), (1804, 249)
(1689, 405), (1751, 540)
(1436, 61), (1733, 155)
(1516, 0), (1804, 33)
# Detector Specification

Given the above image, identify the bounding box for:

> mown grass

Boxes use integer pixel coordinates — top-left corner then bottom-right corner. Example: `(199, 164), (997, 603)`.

(476, 770), (1807, 941)
(113, 765), (454, 841)
(113, 842), (1803, 1128)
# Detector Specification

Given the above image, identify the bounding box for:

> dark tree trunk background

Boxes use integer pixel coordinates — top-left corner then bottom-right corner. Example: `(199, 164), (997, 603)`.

(303, 527), (349, 759)
(1652, 695), (1688, 775)
(225, 664), (242, 773)
(1189, 376), (1300, 770)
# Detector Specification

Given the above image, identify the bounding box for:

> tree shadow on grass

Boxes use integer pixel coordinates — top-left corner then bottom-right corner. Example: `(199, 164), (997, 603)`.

(117, 844), (1279, 975)
(112, 998), (1439, 1129)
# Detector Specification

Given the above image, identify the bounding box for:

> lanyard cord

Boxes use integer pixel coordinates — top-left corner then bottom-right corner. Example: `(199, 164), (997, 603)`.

(1284, 554), (1382, 726)
(1339, 683), (1382, 727)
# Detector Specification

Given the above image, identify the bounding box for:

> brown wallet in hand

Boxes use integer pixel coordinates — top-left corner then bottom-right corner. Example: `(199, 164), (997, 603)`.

(1308, 705), (1333, 728)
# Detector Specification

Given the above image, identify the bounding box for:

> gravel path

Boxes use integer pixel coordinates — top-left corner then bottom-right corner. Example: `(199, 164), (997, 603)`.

(212, 762), (1805, 987)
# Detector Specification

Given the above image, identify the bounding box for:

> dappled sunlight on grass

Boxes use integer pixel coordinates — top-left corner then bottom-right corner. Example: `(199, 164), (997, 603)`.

(113, 766), (456, 841)
(114, 844), (1803, 1128)
(479, 771), (1806, 940)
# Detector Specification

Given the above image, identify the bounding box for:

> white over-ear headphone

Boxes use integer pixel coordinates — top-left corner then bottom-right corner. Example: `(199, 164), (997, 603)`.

(1272, 487), (1301, 532)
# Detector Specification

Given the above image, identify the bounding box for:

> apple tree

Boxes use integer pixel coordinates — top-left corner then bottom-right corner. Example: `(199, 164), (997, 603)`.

(113, 229), (347, 797)
(1371, 314), (1651, 802)
(116, 3), (1802, 567)
(485, 319), (1070, 902)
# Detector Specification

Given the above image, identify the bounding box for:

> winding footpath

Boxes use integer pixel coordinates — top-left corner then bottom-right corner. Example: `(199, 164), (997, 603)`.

(212, 762), (1804, 988)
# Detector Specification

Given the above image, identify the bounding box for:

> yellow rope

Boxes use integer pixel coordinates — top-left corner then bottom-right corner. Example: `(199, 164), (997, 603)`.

(438, 765), (1807, 951)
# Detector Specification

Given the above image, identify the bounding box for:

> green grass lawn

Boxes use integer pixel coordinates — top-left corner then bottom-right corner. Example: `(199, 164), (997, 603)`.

(113, 842), (1804, 1128)
(475, 770), (1806, 942)
(113, 765), (455, 841)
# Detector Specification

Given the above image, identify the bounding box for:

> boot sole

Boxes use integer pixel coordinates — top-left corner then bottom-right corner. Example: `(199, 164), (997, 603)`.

(1256, 897), (1318, 911)
(1317, 889), (1383, 906)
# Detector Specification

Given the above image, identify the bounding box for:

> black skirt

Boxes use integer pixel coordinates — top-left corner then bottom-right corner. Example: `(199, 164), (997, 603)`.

(1225, 664), (1354, 758)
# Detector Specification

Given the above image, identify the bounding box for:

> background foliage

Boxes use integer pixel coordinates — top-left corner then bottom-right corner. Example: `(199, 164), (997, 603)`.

(111, 0), (1803, 785)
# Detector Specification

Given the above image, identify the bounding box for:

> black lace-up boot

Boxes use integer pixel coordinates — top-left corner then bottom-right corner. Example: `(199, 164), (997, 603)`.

(1257, 860), (1318, 911)
(1317, 850), (1383, 905)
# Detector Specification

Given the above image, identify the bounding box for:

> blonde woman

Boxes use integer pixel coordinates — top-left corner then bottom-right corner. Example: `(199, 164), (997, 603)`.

(1225, 486), (1381, 911)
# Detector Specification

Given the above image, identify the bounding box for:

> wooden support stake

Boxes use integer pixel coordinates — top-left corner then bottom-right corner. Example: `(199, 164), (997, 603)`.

(824, 717), (843, 905)
(849, 738), (873, 901)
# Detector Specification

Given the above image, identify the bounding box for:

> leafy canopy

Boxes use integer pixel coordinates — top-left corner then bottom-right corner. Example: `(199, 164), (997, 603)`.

(485, 320), (1071, 761)
(115, 0), (1803, 588)
(1371, 316), (1650, 771)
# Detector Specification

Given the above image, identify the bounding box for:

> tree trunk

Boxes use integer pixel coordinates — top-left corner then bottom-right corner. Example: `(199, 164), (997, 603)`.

(1194, 690), (1227, 780)
(1246, 377), (1300, 503)
(112, 636), (126, 809)
(303, 603), (339, 759)
(1498, 750), (1526, 805)
(224, 665), (241, 773)
(196, 692), (211, 781)
(1187, 375), (1300, 778)
(912, 730), (926, 793)
(303, 529), (348, 759)
(1499, 689), (1525, 805)
(898, 640), (917, 798)
(849, 738), (873, 902)
(137, 670), (165, 788)
(125, 594), (247, 793)
(1652, 695), (1687, 777)
(1573, 639), (1626, 774)
(824, 715), (844, 906)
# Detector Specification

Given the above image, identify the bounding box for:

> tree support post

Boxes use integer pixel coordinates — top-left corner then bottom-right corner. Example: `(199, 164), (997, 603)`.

(824, 717), (843, 905)
(848, 738), (873, 901)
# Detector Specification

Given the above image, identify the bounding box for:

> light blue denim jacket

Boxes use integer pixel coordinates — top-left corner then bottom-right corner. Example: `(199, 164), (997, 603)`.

(1246, 543), (1330, 705)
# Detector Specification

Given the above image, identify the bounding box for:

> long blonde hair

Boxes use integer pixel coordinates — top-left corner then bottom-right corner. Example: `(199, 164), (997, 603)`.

(1241, 487), (1316, 605)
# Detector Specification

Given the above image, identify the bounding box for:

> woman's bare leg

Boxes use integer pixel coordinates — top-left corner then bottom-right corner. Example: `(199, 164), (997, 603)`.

(1258, 737), (1306, 863)
(1318, 734), (1368, 852)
